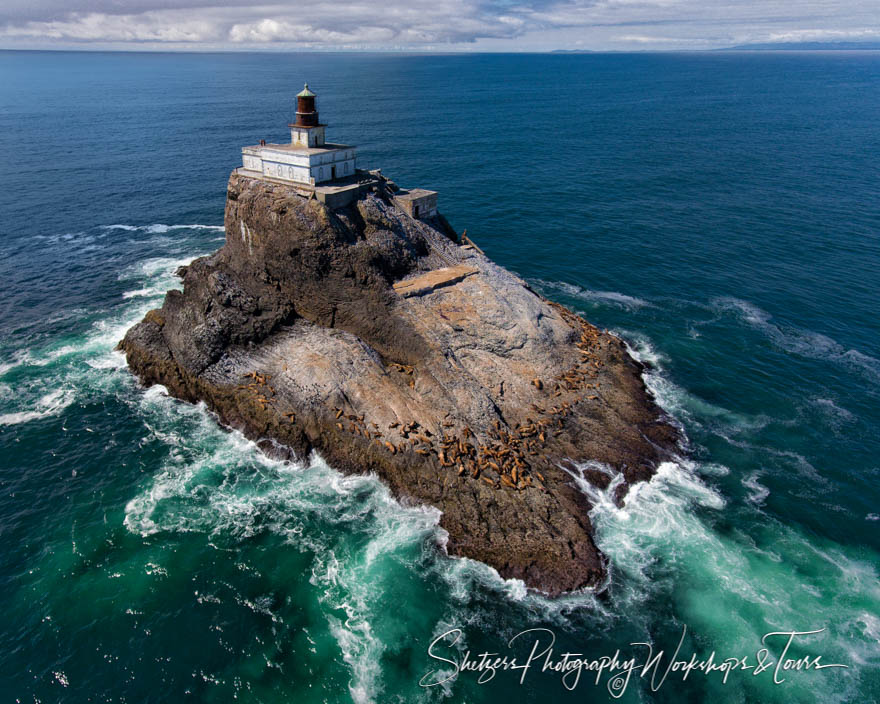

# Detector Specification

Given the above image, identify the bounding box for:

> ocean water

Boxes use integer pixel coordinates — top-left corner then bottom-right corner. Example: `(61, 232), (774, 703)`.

(0, 50), (879, 702)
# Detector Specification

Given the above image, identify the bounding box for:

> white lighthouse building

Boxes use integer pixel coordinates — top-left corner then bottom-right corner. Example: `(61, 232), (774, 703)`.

(238, 84), (438, 214)
(240, 84), (357, 186)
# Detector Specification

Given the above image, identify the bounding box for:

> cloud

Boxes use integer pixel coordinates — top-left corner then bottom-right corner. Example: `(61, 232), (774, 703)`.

(1, 11), (222, 42)
(227, 20), (392, 44)
(765, 28), (880, 42)
(0, 0), (878, 49)
(0, 1), (542, 46)
(616, 34), (684, 43)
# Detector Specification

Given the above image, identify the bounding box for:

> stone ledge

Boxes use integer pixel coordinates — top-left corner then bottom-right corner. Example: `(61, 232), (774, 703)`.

(392, 265), (479, 297)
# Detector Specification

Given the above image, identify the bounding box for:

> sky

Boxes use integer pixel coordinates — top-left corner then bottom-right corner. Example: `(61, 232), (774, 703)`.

(0, 0), (879, 52)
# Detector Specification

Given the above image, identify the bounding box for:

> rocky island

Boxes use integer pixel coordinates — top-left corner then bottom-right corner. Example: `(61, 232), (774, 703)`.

(120, 87), (678, 596)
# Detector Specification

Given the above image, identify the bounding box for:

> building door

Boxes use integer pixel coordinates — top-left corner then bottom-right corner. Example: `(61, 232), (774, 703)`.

(413, 205), (420, 218)
(331, 166), (336, 180)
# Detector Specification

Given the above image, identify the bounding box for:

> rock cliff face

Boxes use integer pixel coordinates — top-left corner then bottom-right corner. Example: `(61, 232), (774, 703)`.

(120, 172), (678, 596)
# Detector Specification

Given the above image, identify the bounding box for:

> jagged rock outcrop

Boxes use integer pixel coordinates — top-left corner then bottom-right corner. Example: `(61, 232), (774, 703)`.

(120, 172), (678, 596)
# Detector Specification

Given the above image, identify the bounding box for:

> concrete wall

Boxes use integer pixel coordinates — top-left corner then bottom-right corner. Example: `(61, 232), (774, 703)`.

(396, 191), (438, 219)
(315, 183), (368, 209)
(414, 193), (438, 218)
(242, 154), (262, 172)
(259, 148), (311, 168)
(262, 160), (312, 184)
(291, 126), (325, 147)
(312, 157), (356, 183)
(241, 146), (357, 186)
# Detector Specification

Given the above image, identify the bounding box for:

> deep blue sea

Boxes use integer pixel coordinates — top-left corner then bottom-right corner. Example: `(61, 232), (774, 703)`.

(0, 50), (878, 703)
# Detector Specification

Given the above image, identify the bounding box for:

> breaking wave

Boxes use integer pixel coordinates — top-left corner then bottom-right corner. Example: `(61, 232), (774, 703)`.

(0, 250), (209, 427)
(580, 331), (880, 701)
(121, 386), (445, 703)
(102, 223), (224, 234)
(0, 388), (75, 426)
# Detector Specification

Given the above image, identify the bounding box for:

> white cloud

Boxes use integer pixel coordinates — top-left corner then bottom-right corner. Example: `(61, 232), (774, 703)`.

(0, 0), (878, 49)
(227, 20), (397, 44)
(0, 11), (223, 42)
(0, 1), (537, 46)
(616, 34), (683, 43)
(766, 28), (880, 42)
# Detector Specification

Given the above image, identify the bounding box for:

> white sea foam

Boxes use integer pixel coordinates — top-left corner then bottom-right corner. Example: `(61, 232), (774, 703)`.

(617, 329), (666, 367)
(439, 553), (535, 605)
(726, 437), (829, 486)
(588, 458), (725, 563)
(0, 352), (30, 378)
(303, 466), (446, 704)
(0, 248), (207, 427)
(532, 279), (653, 310)
(562, 460), (626, 513)
(0, 388), (75, 425)
(623, 334), (782, 441)
(122, 382), (452, 703)
(120, 372), (615, 699)
(35, 230), (104, 245)
(121, 286), (165, 299)
(119, 254), (201, 281)
(576, 329), (880, 700)
(742, 471), (770, 506)
(714, 297), (880, 384)
(103, 223), (224, 233)
(811, 397), (856, 427)
(584, 451), (879, 698)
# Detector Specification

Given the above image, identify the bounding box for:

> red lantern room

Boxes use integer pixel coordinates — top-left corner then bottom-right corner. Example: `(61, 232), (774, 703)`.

(295, 83), (319, 127)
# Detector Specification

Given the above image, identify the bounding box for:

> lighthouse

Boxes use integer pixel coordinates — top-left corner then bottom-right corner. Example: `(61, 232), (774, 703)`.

(290, 83), (324, 147)
(238, 84), (437, 214)
(240, 83), (357, 186)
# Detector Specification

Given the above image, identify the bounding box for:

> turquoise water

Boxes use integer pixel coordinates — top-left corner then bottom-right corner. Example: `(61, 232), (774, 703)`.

(0, 50), (878, 702)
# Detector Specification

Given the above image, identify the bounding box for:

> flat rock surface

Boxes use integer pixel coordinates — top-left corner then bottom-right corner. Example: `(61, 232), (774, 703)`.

(120, 172), (679, 596)
(392, 264), (478, 296)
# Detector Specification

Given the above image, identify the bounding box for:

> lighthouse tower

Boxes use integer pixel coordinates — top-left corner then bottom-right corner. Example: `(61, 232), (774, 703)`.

(290, 84), (326, 148)
(240, 83), (357, 186)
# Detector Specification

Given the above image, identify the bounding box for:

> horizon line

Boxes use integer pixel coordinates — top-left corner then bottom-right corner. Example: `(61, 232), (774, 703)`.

(4, 46), (880, 56)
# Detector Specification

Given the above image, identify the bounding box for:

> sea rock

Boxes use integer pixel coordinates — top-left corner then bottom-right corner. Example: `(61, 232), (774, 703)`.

(120, 172), (679, 596)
